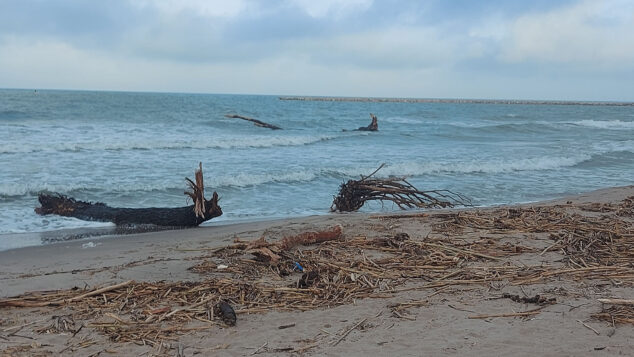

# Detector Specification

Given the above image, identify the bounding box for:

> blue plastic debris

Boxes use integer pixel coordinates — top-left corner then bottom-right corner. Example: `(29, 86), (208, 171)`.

(294, 262), (304, 272)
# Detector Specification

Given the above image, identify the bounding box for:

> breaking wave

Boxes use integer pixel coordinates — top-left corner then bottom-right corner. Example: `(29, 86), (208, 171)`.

(0, 110), (28, 120)
(0, 171), (321, 198)
(0, 153), (604, 199)
(570, 120), (634, 130)
(0, 134), (340, 154)
(331, 155), (593, 178)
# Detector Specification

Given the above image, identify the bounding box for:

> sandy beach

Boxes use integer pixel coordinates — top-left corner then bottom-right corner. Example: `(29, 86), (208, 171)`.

(1, 186), (633, 356)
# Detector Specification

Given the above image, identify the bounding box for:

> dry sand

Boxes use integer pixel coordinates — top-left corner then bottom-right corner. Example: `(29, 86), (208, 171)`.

(1, 186), (633, 356)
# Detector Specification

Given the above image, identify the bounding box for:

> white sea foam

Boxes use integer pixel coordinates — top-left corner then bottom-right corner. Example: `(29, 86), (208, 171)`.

(0, 182), (95, 197)
(0, 154), (600, 199)
(0, 173), (321, 197)
(382, 117), (421, 124)
(210, 170), (318, 188)
(0, 182), (183, 197)
(591, 140), (634, 154)
(0, 207), (115, 235)
(0, 134), (340, 154)
(332, 155), (592, 177)
(571, 120), (634, 130)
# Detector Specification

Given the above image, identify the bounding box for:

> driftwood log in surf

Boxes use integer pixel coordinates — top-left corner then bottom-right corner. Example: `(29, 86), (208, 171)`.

(357, 113), (378, 131)
(343, 113), (379, 132)
(331, 164), (471, 212)
(225, 114), (282, 130)
(35, 163), (222, 227)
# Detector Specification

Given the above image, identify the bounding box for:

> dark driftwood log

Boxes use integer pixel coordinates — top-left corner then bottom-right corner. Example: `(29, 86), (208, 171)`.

(331, 164), (471, 212)
(225, 114), (282, 130)
(357, 113), (378, 131)
(35, 164), (222, 227)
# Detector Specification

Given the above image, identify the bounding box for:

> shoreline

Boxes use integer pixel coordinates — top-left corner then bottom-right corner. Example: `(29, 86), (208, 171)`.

(0, 187), (621, 253)
(1, 185), (631, 293)
(1, 185), (632, 356)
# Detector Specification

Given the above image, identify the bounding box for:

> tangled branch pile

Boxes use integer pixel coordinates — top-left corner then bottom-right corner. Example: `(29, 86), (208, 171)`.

(331, 164), (471, 212)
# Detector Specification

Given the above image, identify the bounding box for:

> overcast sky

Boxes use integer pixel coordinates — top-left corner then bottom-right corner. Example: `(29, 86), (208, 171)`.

(1, 0), (633, 100)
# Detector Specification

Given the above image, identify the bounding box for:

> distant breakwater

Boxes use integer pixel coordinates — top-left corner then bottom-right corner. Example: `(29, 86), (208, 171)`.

(279, 96), (634, 106)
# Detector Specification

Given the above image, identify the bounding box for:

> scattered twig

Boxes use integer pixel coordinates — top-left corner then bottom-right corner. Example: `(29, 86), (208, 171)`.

(577, 320), (600, 335)
(332, 318), (367, 346)
(278, 323), (296, 329)
(598, 299), (634, 305)
(447, 304), (477, 313)
(251, 342), (268, 355)
(468, 307), (544, 319)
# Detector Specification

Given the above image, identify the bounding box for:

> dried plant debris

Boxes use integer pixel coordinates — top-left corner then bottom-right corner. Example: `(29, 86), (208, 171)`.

(35, 315), (78, 334)
(1, 343), (53, 357)
(430, 200), (633, 267)
(593, 305), (634, 325)
(1, 198), (633, 347)
(578, 196), (633, 217)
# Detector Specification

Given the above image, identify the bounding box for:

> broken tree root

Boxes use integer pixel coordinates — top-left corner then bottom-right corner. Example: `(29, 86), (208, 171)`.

(331, 164), (471, 212)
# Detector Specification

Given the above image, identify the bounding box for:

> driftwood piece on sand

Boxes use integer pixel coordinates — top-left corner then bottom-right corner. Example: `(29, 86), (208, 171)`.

(232, 225), (343, 264)
(35, 163), (222, 227)
(331, 164), (471, 212)
(225, 114), (282, 130)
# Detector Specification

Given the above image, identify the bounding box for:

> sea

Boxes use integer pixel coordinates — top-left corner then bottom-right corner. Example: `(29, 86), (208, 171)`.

(1, 89), (633, 251)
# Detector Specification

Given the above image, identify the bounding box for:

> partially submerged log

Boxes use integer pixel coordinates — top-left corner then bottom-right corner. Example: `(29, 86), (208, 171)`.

(225, 114), (282, 130)
(343, 113), (378, 132)
(35, 163), (222, 227)
(331, 164), (471, 212)
(357, 113), (378, 131)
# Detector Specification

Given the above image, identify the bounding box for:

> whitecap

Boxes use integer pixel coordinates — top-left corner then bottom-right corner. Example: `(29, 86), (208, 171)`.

(210, 170), (318, 188)
(0, 134), (341, 154)
(571, 120), (634, 130)
(328, 155), (592, 177)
